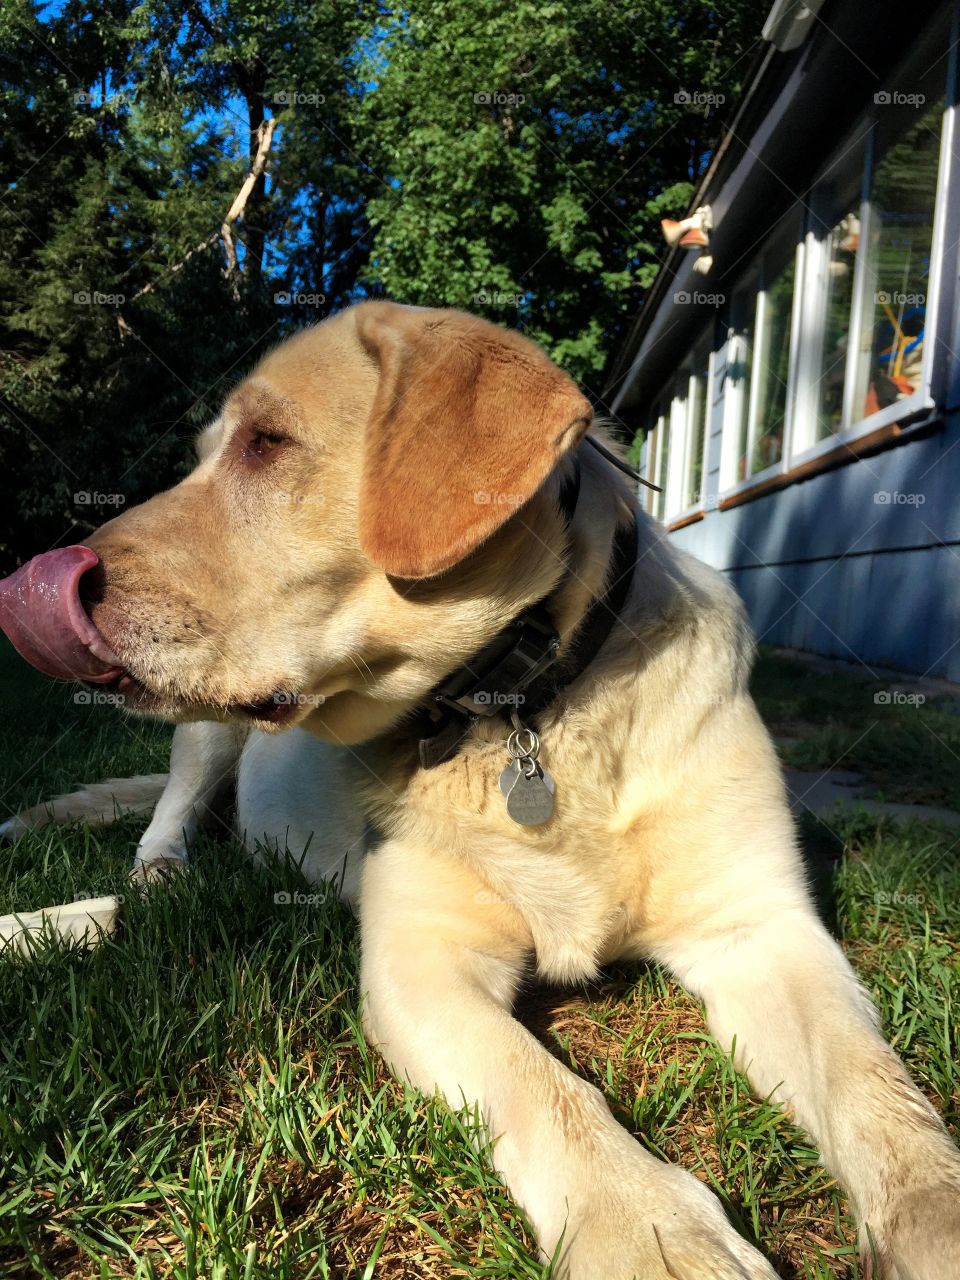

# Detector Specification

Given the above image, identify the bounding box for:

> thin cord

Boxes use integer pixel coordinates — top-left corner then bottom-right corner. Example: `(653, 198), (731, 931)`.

(585, 434), (662, 493)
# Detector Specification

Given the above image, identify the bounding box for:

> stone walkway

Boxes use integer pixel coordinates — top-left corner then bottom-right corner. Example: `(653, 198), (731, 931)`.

(783, 765), (960, 829)
(771, 648), (960, 829)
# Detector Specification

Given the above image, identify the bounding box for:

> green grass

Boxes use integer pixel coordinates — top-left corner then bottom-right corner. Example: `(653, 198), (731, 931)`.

(752, 651), (960, 809)
(0, 643), (958, 1279)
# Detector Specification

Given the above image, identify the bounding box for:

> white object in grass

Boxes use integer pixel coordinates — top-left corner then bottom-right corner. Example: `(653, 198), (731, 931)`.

(0, 895), (121, 956)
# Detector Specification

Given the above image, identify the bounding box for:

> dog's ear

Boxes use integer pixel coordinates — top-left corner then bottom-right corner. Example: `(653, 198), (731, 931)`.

(354, 301), (592, 579)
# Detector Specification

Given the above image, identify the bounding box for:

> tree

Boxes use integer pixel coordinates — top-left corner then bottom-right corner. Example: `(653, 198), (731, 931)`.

(353, 0), (767, 387)
(0, 0), (370, 567)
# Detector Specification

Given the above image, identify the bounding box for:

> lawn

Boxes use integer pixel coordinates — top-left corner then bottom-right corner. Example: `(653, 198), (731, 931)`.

(0, 641), (957, 1279)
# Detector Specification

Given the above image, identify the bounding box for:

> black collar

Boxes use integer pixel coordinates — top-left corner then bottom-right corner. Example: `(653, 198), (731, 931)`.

(410, 461), (638, 769)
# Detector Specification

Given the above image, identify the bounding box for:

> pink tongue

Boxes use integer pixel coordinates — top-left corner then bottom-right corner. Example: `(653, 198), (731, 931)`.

(0, 546), (124, 683)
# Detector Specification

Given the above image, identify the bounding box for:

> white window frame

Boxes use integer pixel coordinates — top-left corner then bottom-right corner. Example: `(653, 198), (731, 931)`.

(663, 386), (687, 518)
(714, 60), (954, 501)
(719, 289), (755, 491)
(787, 97), (952, 470)
(683, 351), (710, 508)
(645, 333), (714, 526)
(719, 235), (805, 502)
(641, 407), (667, 517)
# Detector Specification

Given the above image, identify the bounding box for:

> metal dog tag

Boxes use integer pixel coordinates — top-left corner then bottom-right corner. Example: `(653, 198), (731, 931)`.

(504, 762), (555, 826)
(499, 758), (521, 797)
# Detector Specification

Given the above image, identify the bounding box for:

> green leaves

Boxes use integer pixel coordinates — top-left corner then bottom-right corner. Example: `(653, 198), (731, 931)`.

(351, 0), (764, 383)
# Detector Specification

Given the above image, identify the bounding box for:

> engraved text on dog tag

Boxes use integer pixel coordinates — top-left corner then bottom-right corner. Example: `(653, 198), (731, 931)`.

(504, 763), (555, 825)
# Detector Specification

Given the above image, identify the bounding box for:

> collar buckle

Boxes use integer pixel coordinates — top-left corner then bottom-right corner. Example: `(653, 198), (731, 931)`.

(433, 614), (561, 719)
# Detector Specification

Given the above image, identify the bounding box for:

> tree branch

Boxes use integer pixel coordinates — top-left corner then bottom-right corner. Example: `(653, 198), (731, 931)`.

(120, 114), (277, 333)
(220, 116), (276, 279)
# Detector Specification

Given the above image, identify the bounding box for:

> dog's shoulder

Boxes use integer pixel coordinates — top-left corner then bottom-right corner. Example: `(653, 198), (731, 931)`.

(625, 512), (755, 693)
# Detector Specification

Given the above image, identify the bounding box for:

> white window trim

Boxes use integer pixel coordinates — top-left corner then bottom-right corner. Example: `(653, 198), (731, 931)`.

(775, 237), (806, 468)
(663, 391), (687, 519)
(787, 93), (952, 473)
(718, 238), (804, 499)
(719, 328), (751, 491)
(714, 90), (953, 501)
(685, 364), (706, 505)
(664, 347), (714, 524)
(642, 410), (667, 517)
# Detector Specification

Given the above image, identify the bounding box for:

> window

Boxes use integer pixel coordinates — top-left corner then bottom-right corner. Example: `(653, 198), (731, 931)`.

(725, 278), (756, 485)
(751, 232), (798, 474)
(684, 340), (710, 508)
(795, 56), (946, 461)
(713, 43), (951, 497)
(849, 92), (942, 422)
(641, 329), (713, 523)
(817, 213), (860, 438)
(809, 136), (867, 440)
(722, 215), (802, 488)
(641, 405), (666, 518)
(633, 34), (951, 516)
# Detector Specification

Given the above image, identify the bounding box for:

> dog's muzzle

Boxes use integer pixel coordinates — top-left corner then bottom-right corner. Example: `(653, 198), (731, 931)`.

(0, 545), (124, 684)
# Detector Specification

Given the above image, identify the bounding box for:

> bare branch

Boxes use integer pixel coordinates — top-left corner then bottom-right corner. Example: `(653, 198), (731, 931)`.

(121, 116), (277, 331)
(220, 116), (276, 279)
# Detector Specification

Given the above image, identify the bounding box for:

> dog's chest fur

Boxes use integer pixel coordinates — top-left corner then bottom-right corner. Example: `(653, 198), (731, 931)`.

(352, 678), (672, 983)
(351, 538), (761, 983)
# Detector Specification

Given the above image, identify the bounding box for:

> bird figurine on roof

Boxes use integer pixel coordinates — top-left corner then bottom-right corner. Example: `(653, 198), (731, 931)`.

(661, 204), (713, 275)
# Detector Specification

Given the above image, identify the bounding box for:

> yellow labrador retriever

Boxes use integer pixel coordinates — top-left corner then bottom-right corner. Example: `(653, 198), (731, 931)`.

(1, 302), (958, 1280)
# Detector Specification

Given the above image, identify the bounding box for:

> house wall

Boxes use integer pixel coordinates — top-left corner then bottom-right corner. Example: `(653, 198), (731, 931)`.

(668, 401), (960, 678)
(615, 2), (960, 683)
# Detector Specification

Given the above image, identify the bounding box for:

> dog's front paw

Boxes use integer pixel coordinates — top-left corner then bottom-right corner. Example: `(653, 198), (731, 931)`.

(129, 840), (188, 886)
(558, 1164), (779, 1280)
(863, 1184), (960, 1280)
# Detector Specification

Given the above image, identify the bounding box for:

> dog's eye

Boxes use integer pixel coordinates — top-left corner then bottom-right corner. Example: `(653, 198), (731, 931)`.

(242, 427), (288, 460)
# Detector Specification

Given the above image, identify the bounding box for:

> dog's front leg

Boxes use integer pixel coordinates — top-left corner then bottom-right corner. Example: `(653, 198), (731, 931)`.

(132, 721), (247, 882)
(665, 905), (960, 1279)
(360, 840), (778, 1280)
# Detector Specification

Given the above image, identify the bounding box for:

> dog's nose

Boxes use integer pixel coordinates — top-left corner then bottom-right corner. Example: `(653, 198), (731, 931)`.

(0, 545), (124, 683)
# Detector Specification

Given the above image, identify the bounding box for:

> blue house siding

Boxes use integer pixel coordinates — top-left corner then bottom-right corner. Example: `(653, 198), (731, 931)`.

(669, 410), (960, 677)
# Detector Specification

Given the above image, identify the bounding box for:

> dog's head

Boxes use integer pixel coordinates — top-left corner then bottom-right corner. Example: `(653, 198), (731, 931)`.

(0, 303), (592, 742)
